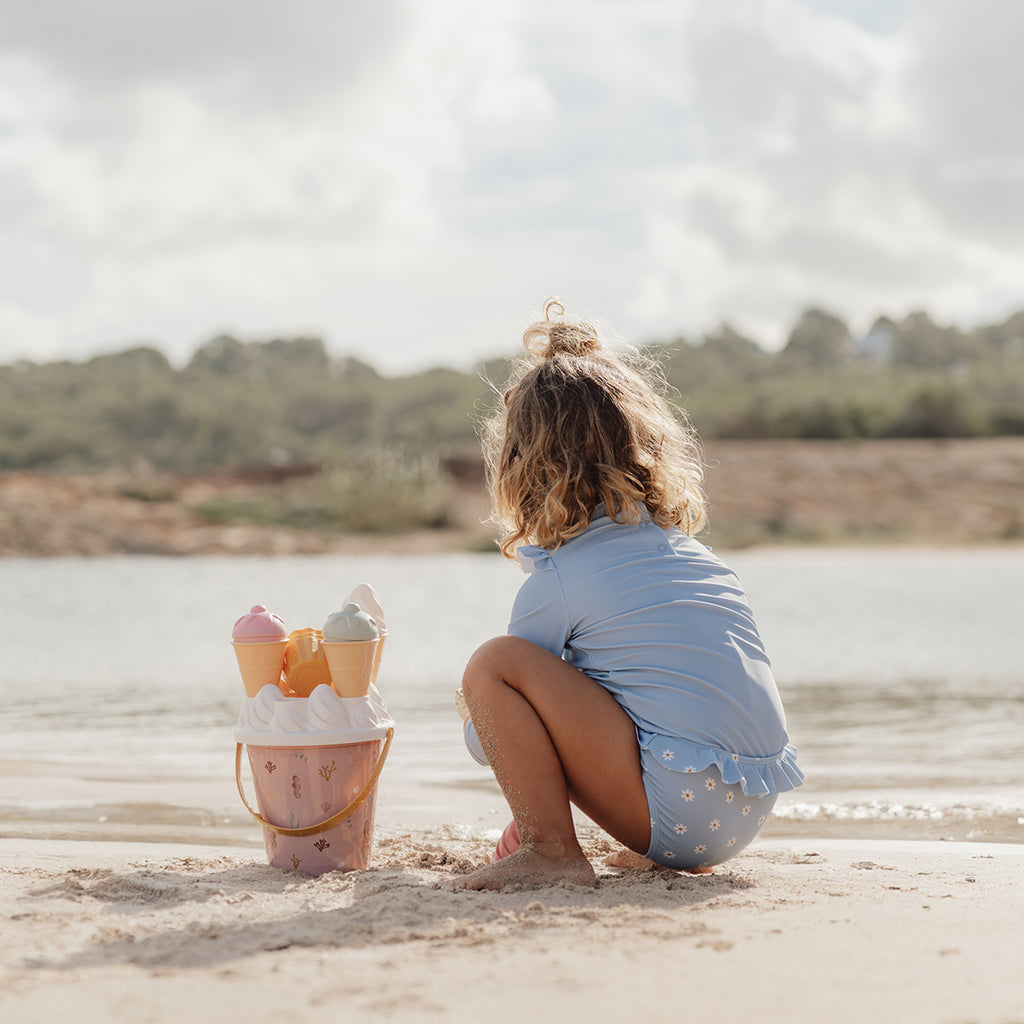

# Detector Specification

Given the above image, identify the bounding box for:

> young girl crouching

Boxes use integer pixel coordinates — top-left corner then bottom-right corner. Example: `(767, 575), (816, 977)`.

(458, 300), (802, 890)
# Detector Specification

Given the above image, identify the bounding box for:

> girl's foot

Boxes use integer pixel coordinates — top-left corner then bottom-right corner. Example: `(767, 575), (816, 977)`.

(603, 845), (715, 874)
(459, 845), (597, 891)
(603, 846), (657, 870)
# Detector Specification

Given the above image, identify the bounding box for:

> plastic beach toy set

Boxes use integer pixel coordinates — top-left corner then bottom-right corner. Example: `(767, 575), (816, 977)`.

(232, 585), (395, 876)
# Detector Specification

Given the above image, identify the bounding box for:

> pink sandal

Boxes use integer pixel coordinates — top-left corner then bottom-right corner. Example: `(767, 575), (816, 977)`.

(492, 819), (521, 861)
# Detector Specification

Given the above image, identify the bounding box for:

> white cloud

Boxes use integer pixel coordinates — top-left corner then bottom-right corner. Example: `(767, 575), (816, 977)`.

(622, 0), (1024, 345)
(0, 1), (541, 363)
(0, 1), (408, 102)
(902, 0), (1024, 244)
(0, 0), (1021, 369)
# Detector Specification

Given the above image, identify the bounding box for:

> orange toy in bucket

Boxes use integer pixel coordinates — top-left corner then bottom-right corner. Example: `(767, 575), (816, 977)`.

(283, 627), (332, 697)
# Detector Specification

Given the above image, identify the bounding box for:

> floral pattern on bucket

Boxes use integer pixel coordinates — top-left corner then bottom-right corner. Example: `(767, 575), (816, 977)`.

(244, 739), (386, 876)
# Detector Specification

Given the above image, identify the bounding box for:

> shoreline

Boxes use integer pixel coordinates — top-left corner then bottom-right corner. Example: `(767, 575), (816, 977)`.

(4, 755), (1023, 848)
(2, 832), (1022, 1023)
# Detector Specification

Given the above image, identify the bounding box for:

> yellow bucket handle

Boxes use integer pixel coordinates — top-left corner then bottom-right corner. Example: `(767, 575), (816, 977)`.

(234, 727), (393, 838)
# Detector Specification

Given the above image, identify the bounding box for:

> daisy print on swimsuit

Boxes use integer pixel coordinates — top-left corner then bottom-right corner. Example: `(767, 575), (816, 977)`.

(662, 749), (674, 761)
(681, 788), (695, 802)
(704, 776), (716, 791)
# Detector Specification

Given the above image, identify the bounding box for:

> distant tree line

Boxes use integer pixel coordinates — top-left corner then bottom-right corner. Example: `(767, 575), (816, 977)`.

(1, 306), (1023, 474)
(661, 307), (1024, 440)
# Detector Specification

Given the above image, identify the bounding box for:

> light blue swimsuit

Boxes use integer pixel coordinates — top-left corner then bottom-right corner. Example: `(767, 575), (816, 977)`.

(464, 509), (803, 868)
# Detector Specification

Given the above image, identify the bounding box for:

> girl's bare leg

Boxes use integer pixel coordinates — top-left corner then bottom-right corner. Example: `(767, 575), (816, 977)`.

(457, 636), (652, 890)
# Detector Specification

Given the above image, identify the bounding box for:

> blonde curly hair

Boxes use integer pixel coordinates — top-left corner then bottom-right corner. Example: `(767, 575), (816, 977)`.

(482, 299), (707, 558)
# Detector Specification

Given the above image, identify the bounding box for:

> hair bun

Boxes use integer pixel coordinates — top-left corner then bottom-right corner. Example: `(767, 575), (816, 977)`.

(523, 299), (601, 360)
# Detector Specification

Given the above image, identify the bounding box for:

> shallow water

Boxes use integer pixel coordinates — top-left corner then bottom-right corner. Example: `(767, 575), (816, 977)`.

(1, 548), (1022, 841)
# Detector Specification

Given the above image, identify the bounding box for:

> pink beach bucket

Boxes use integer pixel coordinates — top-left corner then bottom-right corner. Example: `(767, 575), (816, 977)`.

(235, 728), (393, 876)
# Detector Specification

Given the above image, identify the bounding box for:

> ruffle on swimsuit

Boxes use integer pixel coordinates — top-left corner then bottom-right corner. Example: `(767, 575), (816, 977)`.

(637, 729), (804, 797)
(515, 544), (552, 572)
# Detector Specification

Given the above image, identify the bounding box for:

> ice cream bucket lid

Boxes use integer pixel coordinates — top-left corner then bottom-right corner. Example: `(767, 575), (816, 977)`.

(234, 683), (394, 747)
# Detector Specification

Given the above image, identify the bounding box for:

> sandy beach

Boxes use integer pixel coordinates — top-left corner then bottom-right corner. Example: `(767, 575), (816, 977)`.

(2, 762), (1022, 1024)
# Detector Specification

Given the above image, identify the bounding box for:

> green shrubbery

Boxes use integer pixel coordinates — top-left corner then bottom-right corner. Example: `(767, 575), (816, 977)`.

(664, 309), (1024, 441)
(190, 453), (450, 534)
(2, 307), (1023, 479)
(0, 336), (488, 473)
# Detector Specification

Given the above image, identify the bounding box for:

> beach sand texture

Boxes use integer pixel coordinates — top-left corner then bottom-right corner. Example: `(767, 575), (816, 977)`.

(2, 830), (1022, 1024)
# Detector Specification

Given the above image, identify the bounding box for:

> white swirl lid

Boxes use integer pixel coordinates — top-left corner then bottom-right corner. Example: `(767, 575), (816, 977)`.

(234, 683), (393, 747)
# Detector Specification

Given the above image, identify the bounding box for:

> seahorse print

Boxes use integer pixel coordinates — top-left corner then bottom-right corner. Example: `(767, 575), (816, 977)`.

(292, 775), (302, 798)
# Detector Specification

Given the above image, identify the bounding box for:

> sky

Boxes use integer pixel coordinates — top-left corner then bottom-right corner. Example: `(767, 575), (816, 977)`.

(1, 0), (1022, 373)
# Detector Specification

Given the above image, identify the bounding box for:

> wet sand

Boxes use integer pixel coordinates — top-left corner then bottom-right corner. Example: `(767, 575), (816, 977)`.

(2, 830), (1021, 1024)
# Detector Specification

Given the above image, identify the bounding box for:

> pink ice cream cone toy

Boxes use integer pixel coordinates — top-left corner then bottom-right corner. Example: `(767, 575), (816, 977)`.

(232, 605), (289, 697)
